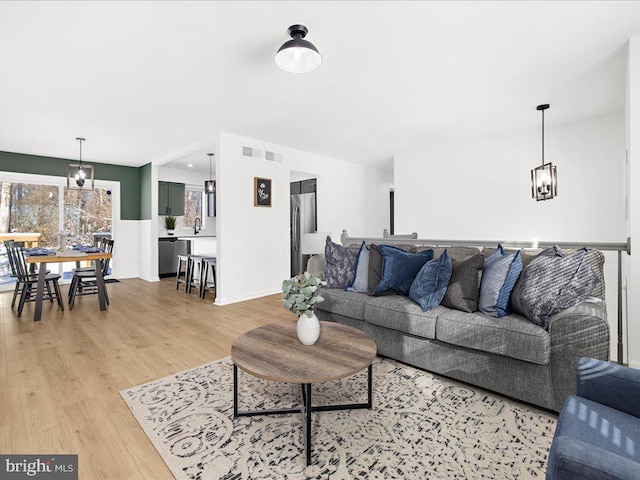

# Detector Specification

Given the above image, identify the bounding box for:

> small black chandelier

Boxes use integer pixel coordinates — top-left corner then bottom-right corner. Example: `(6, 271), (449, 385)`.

(67, 137), (94, 190)
(531, 104), (557, 201)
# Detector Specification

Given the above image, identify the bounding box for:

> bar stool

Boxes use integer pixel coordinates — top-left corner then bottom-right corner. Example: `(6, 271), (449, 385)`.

(175, 254), (190, 291)
(199, 257), (216, 299)
(186, 255), (206, 295)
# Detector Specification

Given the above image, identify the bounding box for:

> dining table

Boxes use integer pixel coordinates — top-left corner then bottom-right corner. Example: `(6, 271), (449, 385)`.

(26, 250), (113, 322)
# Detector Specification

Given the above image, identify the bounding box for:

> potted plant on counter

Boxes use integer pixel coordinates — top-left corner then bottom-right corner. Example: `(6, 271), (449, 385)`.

(164, 215), (177, 235)
(282, 272), (324, 345)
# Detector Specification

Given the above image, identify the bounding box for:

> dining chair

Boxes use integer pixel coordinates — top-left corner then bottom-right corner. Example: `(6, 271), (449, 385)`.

(7, 243), (64, 317)
(68, 239), (114, 309)
(4, 240), (49, 308)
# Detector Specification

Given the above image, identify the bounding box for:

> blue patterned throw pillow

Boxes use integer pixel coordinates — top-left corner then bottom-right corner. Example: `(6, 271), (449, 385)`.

(408, 250), (453, 311)
(323, 236), (359, 289)
(374, 245), (434, 296)
(510, 246), (598, 329)
(479, 244), (522, 317)
(347, 242), (369, 293)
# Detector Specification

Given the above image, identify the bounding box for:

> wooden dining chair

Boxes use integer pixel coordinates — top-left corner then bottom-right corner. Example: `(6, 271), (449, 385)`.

(68, 239), (114, 309)
(7, 243), (64, 317)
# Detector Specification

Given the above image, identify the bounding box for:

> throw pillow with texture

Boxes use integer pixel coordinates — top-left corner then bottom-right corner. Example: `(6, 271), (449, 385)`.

(367, 243), (417, 295)
(479, 245), (523, 317)
(347, 242), (369, 293)
(323, 236), (359, 289)
(408, 250), (453, 311)
(441, 253), (485, 313)
(510, 246), (599, 329)
(374, 245), (434, 296)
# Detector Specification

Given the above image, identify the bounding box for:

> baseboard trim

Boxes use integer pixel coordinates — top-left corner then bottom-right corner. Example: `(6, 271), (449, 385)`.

(214, 288), (281, 306)
(627, 360), (640, 370)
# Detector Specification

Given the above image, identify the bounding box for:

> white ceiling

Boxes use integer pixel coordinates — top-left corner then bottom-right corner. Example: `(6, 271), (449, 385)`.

(1, 1), (639, 171)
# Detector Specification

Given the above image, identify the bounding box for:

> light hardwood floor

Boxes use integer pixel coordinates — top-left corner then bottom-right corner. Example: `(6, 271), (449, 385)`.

(0, 278), (292, 479)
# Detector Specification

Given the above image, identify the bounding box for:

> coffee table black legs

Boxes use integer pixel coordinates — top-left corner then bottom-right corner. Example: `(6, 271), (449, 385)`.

(233, 363), (373, 465)
(304, 383), (312, 464)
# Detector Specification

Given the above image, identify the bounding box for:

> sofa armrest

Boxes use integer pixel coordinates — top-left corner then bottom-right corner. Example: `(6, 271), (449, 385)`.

(549, 301), (609, 360)
(548, 301), (610, 410)
(577, 357), (640, 418)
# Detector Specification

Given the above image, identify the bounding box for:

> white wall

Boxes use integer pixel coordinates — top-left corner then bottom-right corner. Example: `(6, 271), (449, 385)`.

(395, 113), (625, 242)
(215, 132), (391, 305)
(395, 113), (627, 362)
(627, 37), (640, 368)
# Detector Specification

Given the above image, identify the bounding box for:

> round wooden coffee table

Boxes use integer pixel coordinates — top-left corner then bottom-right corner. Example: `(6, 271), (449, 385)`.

(231, 321), (377, 465)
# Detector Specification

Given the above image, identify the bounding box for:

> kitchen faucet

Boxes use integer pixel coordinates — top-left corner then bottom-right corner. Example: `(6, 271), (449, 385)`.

(194, 217), (201, 235)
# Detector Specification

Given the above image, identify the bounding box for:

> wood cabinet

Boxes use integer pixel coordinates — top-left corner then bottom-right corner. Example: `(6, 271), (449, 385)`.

(158, 181), (185, 216)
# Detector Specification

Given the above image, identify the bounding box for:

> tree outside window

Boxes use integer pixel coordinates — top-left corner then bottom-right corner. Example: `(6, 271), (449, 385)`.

(183, 189), (203, 229)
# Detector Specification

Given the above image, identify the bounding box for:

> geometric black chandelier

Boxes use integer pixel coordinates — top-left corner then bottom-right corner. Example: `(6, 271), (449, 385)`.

(67, 137), (94, 190)
(531, 104), (557, 201)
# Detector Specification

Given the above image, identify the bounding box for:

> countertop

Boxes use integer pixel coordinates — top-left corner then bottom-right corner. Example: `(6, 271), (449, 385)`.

(159, 235), (216, 239)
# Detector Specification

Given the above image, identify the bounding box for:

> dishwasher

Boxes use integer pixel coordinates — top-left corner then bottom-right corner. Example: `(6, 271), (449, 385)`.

(158, 238), (190, 277)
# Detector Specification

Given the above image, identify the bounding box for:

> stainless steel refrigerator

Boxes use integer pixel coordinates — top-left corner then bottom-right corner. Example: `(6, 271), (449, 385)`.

(290, 180), (317, 276)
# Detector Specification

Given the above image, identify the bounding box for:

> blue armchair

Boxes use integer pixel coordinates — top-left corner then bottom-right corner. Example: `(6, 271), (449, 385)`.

(546, 357), (640, 480)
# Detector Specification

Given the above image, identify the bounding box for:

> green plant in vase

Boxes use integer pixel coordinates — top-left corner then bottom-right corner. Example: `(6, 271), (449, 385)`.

(282, 272), (324, 345)
(164, 215), (177, 235)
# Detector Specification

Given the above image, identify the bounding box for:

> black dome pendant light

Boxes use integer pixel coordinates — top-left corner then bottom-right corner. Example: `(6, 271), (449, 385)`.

(275, 24), (322, 73)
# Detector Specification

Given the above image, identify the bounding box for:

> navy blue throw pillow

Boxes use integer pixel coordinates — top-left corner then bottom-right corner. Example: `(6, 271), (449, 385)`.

(374, 245), (434, 296)
(409, 250), (453, 311)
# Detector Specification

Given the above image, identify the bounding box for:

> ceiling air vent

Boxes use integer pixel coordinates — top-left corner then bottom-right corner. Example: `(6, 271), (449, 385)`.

(265, 151), (283, 162)
(242, 146), (263, 159)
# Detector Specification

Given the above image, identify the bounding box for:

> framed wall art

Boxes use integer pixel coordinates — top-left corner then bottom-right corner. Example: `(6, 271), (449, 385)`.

(254, 177), (272, 207)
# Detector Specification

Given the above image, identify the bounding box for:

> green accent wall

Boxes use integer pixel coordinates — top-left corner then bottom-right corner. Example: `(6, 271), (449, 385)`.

(0, 151), (143, 220)
(139, 162), (152, 220)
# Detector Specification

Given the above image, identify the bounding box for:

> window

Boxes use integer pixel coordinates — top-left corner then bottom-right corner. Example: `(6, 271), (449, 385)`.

(0, 178), (115, 288)
(64, 187), (112, 246)
(2, 182), (59, 247)
(183, 188), (203, 229)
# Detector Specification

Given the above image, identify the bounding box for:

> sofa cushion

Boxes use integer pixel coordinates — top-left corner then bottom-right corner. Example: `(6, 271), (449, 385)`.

(318, 288), (369, 321)
(546, 396), (640, 480)
(347, 242), (369, 293)
(482, 247), (543, 271)
(441, 253), (485, 313)
(511, 246), (599, 329)
(416, 245), (481, 262)
(408, 250), (452, 311)
(436, 309), (551, 364)
(374, 245), (433, 296)
(323, 236), (359, 289)
(364, 294), (445, 339)
(367, 244), (417, 295)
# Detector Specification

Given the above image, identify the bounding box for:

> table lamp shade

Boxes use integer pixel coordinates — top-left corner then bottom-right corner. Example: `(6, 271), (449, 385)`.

(300, 232), (329, 255)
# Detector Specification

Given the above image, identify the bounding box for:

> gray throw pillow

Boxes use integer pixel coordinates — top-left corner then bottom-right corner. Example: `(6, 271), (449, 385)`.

(323, 236), (359, 289)
(441, 254), (485, 313)
(510, 246), (598, 329)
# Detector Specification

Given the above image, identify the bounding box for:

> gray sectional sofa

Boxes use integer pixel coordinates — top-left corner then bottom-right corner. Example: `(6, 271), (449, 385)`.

(315, 245), (610, 412)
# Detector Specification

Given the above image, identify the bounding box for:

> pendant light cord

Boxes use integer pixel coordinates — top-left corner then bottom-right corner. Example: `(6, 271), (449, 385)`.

(541, 109), (545, 167)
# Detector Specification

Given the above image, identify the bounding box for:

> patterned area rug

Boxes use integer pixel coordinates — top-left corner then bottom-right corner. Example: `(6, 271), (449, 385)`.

(120, 357), (557, 479)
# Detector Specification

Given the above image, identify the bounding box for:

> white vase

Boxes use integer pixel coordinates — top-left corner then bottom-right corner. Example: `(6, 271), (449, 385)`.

(297, 311), (320, 345)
